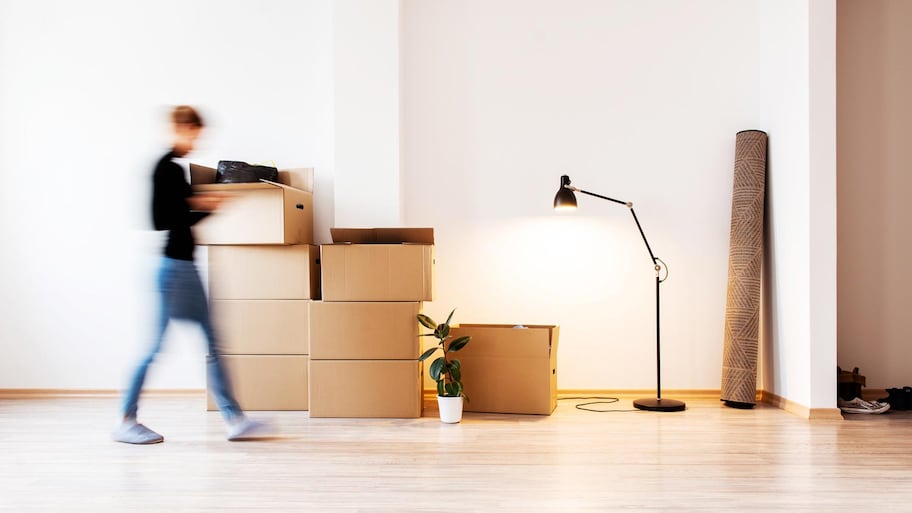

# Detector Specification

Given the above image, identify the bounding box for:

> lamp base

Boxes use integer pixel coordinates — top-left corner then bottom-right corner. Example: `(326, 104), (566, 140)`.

(633, 397), (686, 412)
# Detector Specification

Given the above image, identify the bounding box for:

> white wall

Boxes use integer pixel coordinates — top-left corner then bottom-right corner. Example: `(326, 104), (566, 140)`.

(0, 0), (838, 406)
(758, 6), (814, 405)
(333, 0), (403, 227)
(0, 0), (334, 389)
(760, 0), (837, 410)
(807, 0), (837, 409)
(402, 0), (836, 398)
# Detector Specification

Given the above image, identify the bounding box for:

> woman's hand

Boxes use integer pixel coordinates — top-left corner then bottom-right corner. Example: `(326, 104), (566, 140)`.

(189, 192), (230, 211)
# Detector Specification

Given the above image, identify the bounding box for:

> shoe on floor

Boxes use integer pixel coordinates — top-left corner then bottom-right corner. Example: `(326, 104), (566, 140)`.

(227, 418), (273, 441)
(112, 420), (164, 444)
(878, 388), (908, 410)
(838, 397), (890, 414)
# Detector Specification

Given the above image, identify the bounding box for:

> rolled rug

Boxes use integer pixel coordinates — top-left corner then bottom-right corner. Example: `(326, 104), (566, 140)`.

(720, 130), (768, 408)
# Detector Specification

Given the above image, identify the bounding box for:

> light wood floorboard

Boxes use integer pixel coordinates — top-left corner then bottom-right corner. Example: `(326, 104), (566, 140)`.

(1, 395), (910, 512)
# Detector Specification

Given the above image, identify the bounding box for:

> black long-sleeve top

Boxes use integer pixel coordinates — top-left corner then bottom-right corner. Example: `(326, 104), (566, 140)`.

(151, 151), (209, 261)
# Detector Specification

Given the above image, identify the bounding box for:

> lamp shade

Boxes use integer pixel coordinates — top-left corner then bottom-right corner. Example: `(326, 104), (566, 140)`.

(553, 175), (577, 210)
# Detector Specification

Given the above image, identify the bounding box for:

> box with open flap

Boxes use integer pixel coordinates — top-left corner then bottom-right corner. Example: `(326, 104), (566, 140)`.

(320, 227), (435, 302)
(189, 163), (314, 245)
(444, 324), (560, 415)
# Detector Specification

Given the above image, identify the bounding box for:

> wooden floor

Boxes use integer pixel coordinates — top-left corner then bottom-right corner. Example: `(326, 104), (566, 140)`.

(1, 395), (911, 512)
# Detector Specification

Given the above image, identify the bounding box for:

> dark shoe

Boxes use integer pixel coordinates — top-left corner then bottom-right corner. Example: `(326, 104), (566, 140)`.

(879, 387), (912, 410)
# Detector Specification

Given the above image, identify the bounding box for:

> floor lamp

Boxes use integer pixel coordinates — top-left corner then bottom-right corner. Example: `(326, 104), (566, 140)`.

(553, 175), (685, 412)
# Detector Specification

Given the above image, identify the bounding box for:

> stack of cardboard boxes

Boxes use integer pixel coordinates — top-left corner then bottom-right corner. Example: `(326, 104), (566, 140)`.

(192, 169), (434, 418)
(189, 162), (557, 418)
(189, 164), (319, 411)
(308, 228), (434, 418)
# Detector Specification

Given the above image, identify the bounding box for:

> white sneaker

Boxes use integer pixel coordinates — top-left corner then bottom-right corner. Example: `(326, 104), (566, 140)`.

(838, 397), (890, 414)
(861, 398), (891, 411)
(112, 420), (164, 444)
(227, 418), (273, 441)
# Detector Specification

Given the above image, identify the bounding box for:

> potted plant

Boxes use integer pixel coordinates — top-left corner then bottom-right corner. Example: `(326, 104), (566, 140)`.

(418, 309), (471, 423)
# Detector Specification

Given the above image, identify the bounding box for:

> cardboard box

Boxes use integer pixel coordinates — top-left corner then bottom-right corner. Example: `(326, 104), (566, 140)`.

(207, 355), (308, 411)
(212, 299), (310, 355)
(321, 228), (434, 302)
(209, 245), (320, 300)
(189, 163), (314, 245)
(446, 324), (559, 415)
(309, 360), (422, 418)
(309, 302), (420, 360)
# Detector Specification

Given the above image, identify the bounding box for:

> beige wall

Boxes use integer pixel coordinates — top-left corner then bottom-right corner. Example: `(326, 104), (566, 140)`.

(837, 0), (912, 388)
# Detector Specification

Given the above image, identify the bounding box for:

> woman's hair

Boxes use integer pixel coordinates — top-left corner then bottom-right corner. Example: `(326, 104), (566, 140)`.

(171, 105), (204, 128)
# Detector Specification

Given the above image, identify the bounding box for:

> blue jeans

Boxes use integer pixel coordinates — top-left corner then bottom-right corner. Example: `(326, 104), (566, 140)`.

(122, 257), (243, 422)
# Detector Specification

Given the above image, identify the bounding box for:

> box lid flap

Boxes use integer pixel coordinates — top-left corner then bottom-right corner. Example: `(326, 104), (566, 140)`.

(192, 182), (280, 192)
(189, 163), (217, 185)
(330, 227), (434, 244)
(450, 324), (557, 357)
(190, 163), (313, 192)
(191, 177), (310, 194)
(276, 168), (314, 192)
(259, 179), (306, 192)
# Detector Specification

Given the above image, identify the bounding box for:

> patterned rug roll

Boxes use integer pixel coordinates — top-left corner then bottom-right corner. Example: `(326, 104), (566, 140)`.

(721, 130), (767, 407)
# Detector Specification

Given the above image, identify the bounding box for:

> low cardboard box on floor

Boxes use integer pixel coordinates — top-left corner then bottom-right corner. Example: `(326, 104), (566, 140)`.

(309, 360), (423, 418)
(320, 228), (434, 302)
(190, 164), (314, 245)
(446, 324), (560, 415)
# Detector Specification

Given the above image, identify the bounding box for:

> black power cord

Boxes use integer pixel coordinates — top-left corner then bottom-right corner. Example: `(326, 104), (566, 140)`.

(559, 396), (640, 413)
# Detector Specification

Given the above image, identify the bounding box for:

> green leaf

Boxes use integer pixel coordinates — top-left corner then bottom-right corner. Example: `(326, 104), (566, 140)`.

(444, 308), (456, 327)
(448, 336), (471, 352)
(419, 333), (438, 337)
(418, 347), (439, 362)
(449, 363), (461, 382)
(437, 323), (450, 340)
(444, 382), (457, 397)
(417, 314), (437, 331)
(429, 357), (445, 381)
(436, 380), (445, 396)
(454, 382), (464, 398)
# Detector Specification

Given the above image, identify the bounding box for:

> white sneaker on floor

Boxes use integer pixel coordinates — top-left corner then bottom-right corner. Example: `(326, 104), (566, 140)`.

(112, 420), (164, 444)
(227, 418), (273, 441)
(861, 398), (891, 411)
(838, 397), (890, 414)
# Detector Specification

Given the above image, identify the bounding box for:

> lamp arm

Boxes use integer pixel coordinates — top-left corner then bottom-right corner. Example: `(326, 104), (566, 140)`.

(576, 188), (630, 207)
(572, 187), (661, 269)
(628, 207), (659, 266)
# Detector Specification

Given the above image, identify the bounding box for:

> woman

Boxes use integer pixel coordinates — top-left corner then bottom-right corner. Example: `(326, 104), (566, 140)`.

(114, 106), (269, 444)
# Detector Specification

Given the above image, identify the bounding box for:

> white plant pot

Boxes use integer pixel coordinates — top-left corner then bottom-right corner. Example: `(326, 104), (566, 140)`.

(437, 396), (464, 424)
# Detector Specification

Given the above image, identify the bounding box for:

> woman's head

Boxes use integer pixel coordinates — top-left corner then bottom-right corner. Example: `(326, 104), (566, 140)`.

(170, 105), (204, 156)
